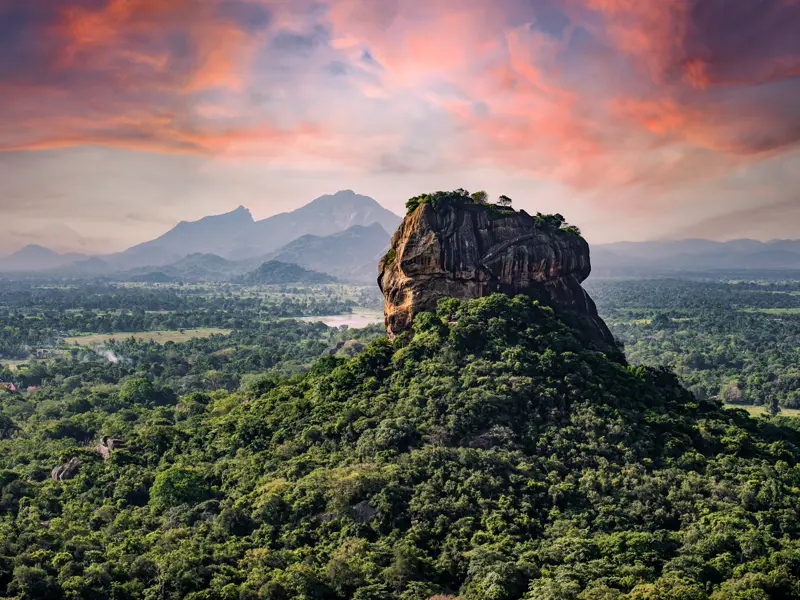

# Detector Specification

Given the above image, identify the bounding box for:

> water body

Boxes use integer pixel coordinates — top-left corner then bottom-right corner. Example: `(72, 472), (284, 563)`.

(298, 310), (383, 329)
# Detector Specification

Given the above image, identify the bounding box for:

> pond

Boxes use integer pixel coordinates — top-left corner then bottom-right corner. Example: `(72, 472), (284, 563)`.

(297, 309), (384, 329)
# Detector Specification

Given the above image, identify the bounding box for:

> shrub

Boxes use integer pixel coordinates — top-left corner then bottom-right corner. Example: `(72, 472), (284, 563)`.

(383, 248), (397, 267)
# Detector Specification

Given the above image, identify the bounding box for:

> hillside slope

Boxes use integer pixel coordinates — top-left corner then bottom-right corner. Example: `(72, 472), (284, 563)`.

(112, 206), (256, 268)
(267, 222), (390, 283)
(3, 295), (800, 599)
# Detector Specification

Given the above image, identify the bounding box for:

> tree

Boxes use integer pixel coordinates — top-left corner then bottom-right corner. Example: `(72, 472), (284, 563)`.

(497, 195), (513, 208)
(471, 191), (488, 204)
(0, 412), (18, 440)
(720, 381), (743, 404)
(150, 466), (211, 510)
(118, 377), (156, 406)
(8, 565), (59, 600)
(766, 396), (781, 416)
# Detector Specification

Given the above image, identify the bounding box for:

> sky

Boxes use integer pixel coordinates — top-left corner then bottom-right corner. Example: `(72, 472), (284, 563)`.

(1, 0), (799, 254)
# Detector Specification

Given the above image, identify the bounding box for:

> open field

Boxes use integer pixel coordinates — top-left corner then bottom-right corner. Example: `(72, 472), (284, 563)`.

(1, 360), (29, 372)
(725, 403), (800, 418)
(63, 328), (231, 346)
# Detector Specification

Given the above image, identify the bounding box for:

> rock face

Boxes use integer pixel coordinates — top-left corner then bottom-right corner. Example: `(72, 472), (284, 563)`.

(378, 201), (617, 352)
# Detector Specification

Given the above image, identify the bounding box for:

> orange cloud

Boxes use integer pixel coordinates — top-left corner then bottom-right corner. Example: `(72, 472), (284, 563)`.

(0, 0), (315, 157)
(57, 0), (261, 92)
(0, 87), (322, 157)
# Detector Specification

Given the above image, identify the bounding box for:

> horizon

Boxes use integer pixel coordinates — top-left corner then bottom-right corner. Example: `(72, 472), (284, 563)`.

(4, 189), (800, 260)
(1, 1), (799, 254)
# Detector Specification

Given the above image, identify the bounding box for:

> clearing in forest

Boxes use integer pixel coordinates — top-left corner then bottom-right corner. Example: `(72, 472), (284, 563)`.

(63, 328), (231, 346)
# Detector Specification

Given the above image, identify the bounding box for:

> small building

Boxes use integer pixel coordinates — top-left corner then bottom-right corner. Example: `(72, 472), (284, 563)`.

(0, 382), (17, 392)
(36, 349), (52, 358)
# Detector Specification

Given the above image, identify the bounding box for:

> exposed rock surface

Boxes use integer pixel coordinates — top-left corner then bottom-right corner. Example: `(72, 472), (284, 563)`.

(378, 201), (617, 352)
(51, 457), (82, 481)
(95, 436), (124, 461)
(351, 500), (378, 523)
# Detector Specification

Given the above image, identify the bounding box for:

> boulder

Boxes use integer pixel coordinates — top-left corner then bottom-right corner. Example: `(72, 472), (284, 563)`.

(95, 436), (124, 460)
(51, 457), (82, 481)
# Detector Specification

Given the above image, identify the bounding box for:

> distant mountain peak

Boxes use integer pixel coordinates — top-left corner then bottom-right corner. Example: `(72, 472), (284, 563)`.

(307, 190), (383, 207)
(198, 205), (254, 222)
(112, 192), (401, 269)
(10, 244), (59, 258)
(1, 244), (90, 272)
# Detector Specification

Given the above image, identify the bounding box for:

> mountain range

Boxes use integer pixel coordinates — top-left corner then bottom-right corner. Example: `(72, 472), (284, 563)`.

(0, 190), (401, 281)
(4, 192), (800, 281)
(106, 189), (400, 269)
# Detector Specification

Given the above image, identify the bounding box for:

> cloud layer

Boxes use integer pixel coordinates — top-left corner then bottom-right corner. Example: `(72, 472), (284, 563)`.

(1, 0), (799, 247)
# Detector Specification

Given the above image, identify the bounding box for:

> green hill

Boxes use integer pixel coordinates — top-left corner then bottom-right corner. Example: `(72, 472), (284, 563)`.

(2, 295), (800, 599)
(244, 260), (336, 284)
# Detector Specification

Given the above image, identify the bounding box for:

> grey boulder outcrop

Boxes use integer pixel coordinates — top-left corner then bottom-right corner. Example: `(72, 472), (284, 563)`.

(51, 457), (82, 481)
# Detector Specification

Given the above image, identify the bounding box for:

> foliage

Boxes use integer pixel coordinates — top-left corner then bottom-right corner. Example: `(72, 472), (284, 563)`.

(118, 378), (156, 406)
(406, 189), (472, 214)
(533, 212), (564, 230)
(530, 212), (581, 236)
(471, 191), (489, 204)
(587, 278), (800, 408)
(383, 248), (397, 268)
(405, 189), (519, 215)
(150, 467), (212, 510)
(0, 281), (380, 360)
(3, 292), (800, 599)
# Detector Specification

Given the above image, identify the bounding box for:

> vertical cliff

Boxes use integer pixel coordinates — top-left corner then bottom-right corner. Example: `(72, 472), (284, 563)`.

(378, 195), (618, 354)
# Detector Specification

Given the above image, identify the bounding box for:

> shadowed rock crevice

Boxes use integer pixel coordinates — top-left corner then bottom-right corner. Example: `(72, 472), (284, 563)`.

(378, 198), (618, 354)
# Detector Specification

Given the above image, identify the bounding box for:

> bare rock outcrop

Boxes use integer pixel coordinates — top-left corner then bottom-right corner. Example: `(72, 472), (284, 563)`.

(51, 457), (82, 481)
(95, 436), (124, 461)
(378, 197), (617, 352)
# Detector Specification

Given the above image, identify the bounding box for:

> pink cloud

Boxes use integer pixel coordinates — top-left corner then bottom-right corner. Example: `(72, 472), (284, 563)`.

(0, 0), (797, 203)
(340, 0), (800, 194)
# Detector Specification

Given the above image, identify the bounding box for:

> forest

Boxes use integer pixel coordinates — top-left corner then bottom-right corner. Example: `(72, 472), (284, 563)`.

(0, 282), (381, 360)
(2, 278), (800, 598)
(586, 278), (800, 409)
